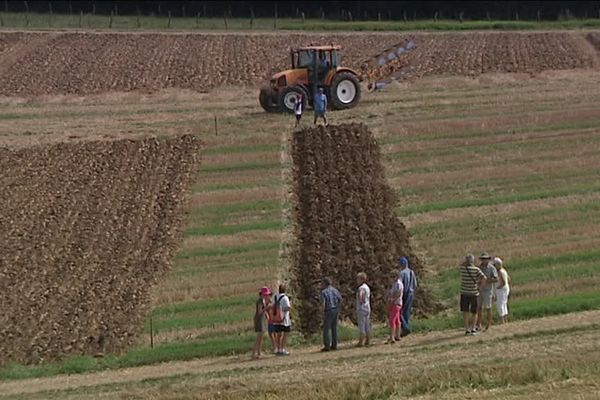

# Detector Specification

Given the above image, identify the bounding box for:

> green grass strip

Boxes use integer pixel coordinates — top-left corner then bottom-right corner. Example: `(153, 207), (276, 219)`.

(203, 144), (280, 156)
(398, 183), (600, 215)
(200, 161), (280, 174)
(176, 240), (279, 259)
(184, 219), (281, 236)
(151, 294), (255, 318)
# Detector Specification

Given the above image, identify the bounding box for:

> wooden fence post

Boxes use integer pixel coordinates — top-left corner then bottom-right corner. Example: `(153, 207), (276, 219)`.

(301, 12), (305, 24)
(150, 317), (154, 349)
(23, 0), (29, 27)
(223, 13), (228, 29)
(78, 10), (83, 28)
(48, 1), (52, 27)
(167, 10), (171, 28)
(108, 11), (113, 28)
(136, 6), (141, 28)
(214, 116), (218, 136)
(250, 8), (254, 28)
(196, 12), (199, 28)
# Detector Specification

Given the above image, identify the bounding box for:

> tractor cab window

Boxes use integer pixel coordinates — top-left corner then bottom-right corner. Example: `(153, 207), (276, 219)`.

(296, 50), (314, 69)
(331, 51), (341, 68)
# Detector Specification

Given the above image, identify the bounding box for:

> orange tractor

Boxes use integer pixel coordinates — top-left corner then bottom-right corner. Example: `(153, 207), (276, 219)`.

(259, 45), (362, 113)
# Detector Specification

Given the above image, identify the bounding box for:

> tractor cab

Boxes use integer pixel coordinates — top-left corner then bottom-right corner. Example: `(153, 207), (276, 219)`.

(291, 46), (341, 87)
(259, 45), (362, 113)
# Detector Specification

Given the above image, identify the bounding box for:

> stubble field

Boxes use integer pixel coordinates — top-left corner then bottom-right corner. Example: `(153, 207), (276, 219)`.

(0, 29), (600, 399)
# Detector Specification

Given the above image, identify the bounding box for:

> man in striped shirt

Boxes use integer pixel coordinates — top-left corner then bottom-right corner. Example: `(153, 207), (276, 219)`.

(320, 277), (343, 351)
(459, 254), (486, 335)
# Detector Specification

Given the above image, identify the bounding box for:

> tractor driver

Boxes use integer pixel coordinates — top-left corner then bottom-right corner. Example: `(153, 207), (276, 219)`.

(317, 51), (329, 79)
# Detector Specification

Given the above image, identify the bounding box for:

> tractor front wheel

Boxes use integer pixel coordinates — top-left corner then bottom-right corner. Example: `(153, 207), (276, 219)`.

(259, 86), (280, 113)
(280, 86), (308, 113)
(329, 72), (361, 110)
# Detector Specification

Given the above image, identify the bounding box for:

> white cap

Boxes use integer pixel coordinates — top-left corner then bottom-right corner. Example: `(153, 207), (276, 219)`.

(493, 257), (503, 267)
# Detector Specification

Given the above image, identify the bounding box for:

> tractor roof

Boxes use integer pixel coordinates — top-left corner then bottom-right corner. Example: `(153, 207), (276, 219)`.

(292, 45), (342, 52)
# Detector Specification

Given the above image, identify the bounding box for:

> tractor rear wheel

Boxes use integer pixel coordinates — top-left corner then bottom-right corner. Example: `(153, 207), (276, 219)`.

(259, 86), (280, 113)
(280, 86), (308, 113)
(329, 72), (361, 110)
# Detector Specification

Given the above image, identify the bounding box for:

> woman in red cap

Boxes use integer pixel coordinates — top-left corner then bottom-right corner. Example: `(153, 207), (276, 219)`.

(252, 286), (272, 359)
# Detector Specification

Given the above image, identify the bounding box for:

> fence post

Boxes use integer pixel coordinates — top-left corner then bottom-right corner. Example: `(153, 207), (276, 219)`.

(250, 8), (254, 28)
(108, 11), (113, 28)
(167, 10), (171, 28)
(301, 11), (305, 24)
(378, 12), (381, 22)
(150, 317), (154, 349)
(136, 6), (141, 28)
(23, 0), (29, 27)
(0, 13), (3, 27)
(214, 116), (218, 136)
(79, 10), (83, 28)
(181, 5), (185, 18)
(48, 1), (52, 27)
(347, 11), (352, 22)
(434, 11), (438, 22)
(195, 12), (199, 28)
(537, 9), (541, 22)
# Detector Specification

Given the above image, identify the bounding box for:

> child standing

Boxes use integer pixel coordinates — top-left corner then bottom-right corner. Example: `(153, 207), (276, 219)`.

(355, 272), (371, 347)
(252, 287), (272, 359)
(294, 94), (304, 128)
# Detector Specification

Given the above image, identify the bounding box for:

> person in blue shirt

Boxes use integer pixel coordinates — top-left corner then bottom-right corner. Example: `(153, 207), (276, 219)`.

(399, 256), (417, 337)
(313, 87), (328, 125)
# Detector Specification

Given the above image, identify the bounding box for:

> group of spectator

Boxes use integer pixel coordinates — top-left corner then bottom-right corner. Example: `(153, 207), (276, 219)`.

(252, 252), (511, 358)
(251, 256), (418, 358)
(459, 252), (511, 336)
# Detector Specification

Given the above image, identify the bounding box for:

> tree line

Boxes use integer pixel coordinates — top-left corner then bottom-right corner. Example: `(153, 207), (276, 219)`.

(5, 1), (600, 21)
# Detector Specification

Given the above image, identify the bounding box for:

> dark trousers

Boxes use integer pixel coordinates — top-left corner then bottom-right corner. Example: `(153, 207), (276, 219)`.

(401, 294), (414, 334)
(323, 308), (339, 349)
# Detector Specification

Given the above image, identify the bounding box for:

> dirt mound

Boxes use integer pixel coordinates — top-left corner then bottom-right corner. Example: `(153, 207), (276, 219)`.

(290, 123), (437, 334)
(0, 135), (202, 364)
(0, 31), (595, 97)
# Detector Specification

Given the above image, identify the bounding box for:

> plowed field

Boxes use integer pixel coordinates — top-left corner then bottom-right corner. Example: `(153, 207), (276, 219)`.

(0, 31), (596, 96)
(0, 135), (202, 364)
(290, 123), (435, 333)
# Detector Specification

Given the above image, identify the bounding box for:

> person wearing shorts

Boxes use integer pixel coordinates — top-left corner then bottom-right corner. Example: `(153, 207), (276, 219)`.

(386, 270), (404, 344)
(355, 272), (371, 346)
(313, 87), (328, 126)
(272, 284), (292, 355)
(459, 254), (486, 335)
(475, 252), (498, 332)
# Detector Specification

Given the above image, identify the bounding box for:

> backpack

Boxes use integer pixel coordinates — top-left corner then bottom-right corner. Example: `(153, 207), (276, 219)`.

(271, 295), (284, 324)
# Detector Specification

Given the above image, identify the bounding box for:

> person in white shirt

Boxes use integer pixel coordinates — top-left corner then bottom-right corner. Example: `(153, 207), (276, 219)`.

(272, 283), (292, 355)
(355, 272), (371, 347)
(294, 94), (304, 128)
(494, 257), (511, 324)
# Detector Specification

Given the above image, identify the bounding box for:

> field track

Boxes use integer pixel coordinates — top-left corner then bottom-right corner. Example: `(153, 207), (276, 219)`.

(0, 30), (597, 96)
(0, 310), (597, 398)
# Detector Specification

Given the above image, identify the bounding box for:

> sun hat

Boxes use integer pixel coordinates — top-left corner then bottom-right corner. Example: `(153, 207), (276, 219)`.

(399, 256), (409, 267)
(479, 252), (491, 259)
(259, 287), (272, 296)
(493, 257), (503, 267)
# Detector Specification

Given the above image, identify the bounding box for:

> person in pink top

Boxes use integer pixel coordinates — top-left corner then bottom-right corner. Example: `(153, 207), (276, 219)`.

(386, 270), (404, 343)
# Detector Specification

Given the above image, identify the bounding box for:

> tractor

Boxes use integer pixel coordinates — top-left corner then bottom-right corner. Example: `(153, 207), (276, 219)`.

(259, 45), (362, 113)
